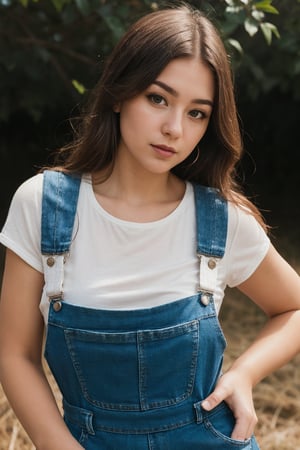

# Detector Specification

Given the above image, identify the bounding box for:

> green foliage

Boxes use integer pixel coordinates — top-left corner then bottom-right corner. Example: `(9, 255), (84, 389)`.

(0, 0), (153, 121)
(224, 0), (280, 44)
(232, 1), (300, 100)
(0, 0), (287, 122)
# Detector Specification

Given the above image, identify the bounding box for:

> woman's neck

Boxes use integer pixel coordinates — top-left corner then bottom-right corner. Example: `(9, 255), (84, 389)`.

(91, 163), (186, 222)
(93, 157), (185, 206)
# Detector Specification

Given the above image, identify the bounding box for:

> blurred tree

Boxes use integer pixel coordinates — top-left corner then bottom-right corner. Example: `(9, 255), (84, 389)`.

(232, 1), (300, 212)
(0, 0), (281, 122)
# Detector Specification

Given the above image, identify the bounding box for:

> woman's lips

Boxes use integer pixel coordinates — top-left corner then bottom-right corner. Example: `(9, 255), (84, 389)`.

(151, 144), (176, 157)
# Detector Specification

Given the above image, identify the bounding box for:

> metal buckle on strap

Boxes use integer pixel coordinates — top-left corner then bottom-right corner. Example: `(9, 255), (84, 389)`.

(196, 289), (213, 306)
(48, 293), (64, 312)
(48, 292), (64, 302)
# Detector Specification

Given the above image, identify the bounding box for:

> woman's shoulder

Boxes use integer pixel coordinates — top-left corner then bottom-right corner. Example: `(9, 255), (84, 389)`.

(12, 172), (44, 202)
(227, 200), (267, 235)
(3, 172), (44, 230)
(226, 200), (270, 262)
(0, 173), (45, 272)
(222, 200), (270, 287)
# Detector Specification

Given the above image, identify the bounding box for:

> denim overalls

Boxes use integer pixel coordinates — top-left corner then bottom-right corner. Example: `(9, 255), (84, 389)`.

(41, 170), (260, 449)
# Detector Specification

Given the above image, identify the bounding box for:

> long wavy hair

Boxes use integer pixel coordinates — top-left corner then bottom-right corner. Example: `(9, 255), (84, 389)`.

(52, 3), (267, 230)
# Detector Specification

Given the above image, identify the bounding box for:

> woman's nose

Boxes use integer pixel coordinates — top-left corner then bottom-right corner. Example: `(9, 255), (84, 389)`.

(161, 112), (183, 138)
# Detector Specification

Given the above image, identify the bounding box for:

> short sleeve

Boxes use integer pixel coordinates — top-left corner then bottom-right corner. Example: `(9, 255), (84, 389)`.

(224, 202), (270, 287)
(0, 174), (44, 273)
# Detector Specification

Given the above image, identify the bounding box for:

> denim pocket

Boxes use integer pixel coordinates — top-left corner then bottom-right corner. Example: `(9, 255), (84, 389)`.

(200, 402), (256, 448)
(64, 319), (199, 411)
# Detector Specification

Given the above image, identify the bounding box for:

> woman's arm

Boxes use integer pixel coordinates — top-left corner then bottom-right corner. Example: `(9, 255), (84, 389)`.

(0, 249), (84, 450)
(202, 244), (300, 440)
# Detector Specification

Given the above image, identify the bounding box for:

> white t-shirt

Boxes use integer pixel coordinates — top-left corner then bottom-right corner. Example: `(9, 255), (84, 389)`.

(0, 174), (270, 323)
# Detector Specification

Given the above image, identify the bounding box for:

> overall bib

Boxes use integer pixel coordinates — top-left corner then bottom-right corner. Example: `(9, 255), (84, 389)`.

(41, 171), (260, 449)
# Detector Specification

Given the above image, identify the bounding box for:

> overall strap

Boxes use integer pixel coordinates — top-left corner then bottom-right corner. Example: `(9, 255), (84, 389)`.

(41, 170), (81, 254)
(41, 170), (81, 301)
(193, 184), (228, 297)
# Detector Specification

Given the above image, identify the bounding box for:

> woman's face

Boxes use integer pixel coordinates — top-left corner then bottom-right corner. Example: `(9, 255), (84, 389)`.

(115, 57), (215, 176)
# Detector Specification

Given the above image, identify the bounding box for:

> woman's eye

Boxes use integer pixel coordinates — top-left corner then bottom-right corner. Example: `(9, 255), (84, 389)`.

(189, 110), (205, 119)
(148, 94), (166, 105)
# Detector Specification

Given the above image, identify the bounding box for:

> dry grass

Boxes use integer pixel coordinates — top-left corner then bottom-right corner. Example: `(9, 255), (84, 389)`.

(1, 290), (300, 449)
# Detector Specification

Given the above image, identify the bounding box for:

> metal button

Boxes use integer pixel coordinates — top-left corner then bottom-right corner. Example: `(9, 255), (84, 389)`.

(201, 293), (210, 306)
(208, 258), (216, 270)
(47, 256), (55, 267)
(53, 301), (62, 312)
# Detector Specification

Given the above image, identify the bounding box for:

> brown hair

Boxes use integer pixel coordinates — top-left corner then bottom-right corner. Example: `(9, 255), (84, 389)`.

(52, 3), (267, 230)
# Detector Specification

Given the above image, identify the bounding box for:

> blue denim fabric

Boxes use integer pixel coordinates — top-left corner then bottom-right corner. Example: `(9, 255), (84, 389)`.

(194, 184), (228, 258)
(41, 170), (81, 254)
(42, 171), (260, 449)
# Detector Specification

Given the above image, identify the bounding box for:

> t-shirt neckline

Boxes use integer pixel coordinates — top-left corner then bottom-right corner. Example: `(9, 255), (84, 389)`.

(84, 175), (192, 227)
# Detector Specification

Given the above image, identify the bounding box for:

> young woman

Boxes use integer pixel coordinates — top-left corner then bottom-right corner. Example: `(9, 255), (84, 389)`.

(0, 4), (299, 450)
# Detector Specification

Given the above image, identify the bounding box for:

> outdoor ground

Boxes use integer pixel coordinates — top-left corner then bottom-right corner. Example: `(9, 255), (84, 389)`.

(0, 219), (299, 449)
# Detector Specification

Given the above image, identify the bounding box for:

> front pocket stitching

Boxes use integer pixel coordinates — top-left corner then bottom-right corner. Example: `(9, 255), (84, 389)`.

(138, 321), (199, 410)
(64, 319), (200, 411)
(204, 418), (252, 447)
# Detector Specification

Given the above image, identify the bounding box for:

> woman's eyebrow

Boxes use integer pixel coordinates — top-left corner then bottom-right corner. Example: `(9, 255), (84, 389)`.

(153, 80), (213, 107)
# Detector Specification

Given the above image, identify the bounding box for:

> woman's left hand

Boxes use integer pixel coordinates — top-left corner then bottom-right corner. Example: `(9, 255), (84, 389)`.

(201, 368), (258, 441)
(201, 243), (300, 441)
